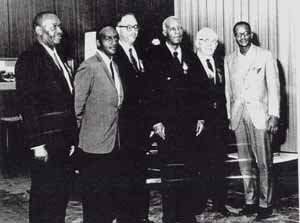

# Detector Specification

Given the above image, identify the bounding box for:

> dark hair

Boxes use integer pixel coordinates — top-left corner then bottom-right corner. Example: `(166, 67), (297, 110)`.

(233, 21), (251, 35)
(32, 11), (56, 29)
(96, 26), (115, 41)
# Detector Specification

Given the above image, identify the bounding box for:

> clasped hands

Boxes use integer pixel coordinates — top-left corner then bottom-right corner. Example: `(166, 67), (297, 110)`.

(152, 120), (205, 140)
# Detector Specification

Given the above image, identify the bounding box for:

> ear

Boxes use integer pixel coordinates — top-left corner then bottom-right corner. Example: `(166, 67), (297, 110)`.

(116, 26), (120, 35)
(162, 30), (167, 37)
(250, 32), (254, 39)
(35, 26), (43, 36)
(96, 39), (101, 48)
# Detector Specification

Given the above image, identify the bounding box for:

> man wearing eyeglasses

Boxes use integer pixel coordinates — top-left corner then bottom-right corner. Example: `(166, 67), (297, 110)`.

(194, 27), (234, 217)
(224, 21), (280, 220)
(114, 13), (152, 223)
(146, 16), (208, 223)
(74, 26), (124, 223)
(15, 12), (77, 223)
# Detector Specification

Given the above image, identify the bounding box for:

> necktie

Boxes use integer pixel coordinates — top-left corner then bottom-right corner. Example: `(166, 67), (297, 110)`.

(110, 60), (115, 82)
(173, 51), (181, 65)
(206, 59), (214, 72)
(129, 48), (139, 72)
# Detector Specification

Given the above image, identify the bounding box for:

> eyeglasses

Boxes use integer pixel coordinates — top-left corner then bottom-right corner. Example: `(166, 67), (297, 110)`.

(235, 32), (250, 38)
(103, 35), (119, 43)
(118, 25), (139, 31)
(198, 38), (218, 45)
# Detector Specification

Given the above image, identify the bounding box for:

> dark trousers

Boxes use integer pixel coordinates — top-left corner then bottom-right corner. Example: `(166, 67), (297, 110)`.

(159, 134), (200, 223)
(197, 121), (228, 209)
(77, 150), (119, 223)
(116, 148), (149, 223)
(29, 149), (73, 223)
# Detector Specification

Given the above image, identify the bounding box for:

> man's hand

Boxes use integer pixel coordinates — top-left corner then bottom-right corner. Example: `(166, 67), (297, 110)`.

(153, 122), (166, 140)
(31, 145), (48, 162)
(267, 115), (279, 134)
(196, 120), (205, 136)
(69, 145), (75, 156)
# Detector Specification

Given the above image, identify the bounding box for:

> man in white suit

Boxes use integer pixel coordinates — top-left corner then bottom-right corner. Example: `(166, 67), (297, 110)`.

(224, 21), (280, 220)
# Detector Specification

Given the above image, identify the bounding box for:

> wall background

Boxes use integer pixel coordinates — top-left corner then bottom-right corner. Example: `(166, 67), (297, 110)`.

(0, 0), (174, 67)
(174, 0), (299, 152)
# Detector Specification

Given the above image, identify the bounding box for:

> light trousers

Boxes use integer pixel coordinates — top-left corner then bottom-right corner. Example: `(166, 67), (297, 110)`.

(234, 108), (273, 208)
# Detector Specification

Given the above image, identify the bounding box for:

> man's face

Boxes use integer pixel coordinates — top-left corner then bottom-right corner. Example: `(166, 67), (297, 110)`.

(234, 24), (252, 48)
(163, 19), (183, 46)
(98, 27), (119, 57)
(37, 14), (63, 47)
(117, 15), (139, 45)
(195, 35), (218, 57)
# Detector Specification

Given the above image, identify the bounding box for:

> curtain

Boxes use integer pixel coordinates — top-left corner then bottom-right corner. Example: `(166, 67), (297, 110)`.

(174, 0), (299, 152)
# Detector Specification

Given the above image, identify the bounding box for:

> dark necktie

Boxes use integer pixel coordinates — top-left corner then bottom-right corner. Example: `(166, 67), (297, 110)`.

(110, 60), (115, 82)
(173, 51), (181, 65)
(129, 48), (139, 72)
(206, 59), (214, 72)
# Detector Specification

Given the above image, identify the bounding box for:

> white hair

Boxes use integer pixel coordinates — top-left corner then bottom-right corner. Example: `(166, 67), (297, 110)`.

(162, 16), (181, 33)
(196, 27), (218, 41)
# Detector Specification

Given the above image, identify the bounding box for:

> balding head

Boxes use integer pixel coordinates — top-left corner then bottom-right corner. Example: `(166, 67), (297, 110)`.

(195, 27), (218, 57)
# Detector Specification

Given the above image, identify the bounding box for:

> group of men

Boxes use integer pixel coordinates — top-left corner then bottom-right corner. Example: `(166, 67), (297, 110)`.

(15, 10), (280, 223)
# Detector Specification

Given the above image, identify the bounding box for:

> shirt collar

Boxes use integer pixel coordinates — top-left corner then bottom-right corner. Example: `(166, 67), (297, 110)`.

(39, 41), (57, 56)
(97, 49), (113, 65)
(165, 41), (182, 56)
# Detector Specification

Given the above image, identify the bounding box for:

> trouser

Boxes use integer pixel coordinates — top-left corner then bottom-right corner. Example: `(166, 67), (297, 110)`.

(29, 149), (73, 223)
(78, 150), (119, 223)
(116, 149), (150, 223)
(198, 121), (228, 209)
(234, 109), (273, 208)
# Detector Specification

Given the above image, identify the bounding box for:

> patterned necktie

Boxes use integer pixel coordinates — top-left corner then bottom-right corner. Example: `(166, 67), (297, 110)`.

(110, 60), (115, 82)
(129, 48), (139, 72)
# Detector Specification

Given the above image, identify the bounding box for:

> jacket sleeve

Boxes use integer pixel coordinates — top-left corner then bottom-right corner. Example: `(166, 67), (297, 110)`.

(265, 51), (280, 118)
(74, 62), (94, 129)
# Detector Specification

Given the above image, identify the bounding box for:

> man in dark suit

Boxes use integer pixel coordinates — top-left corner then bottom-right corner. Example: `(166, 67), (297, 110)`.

(74, 26), (124, 223)
(114, 13), (151, 223)
(15, 12), (77, 223)
(194, 27), (232, 216)
(146, 16), (208, 223)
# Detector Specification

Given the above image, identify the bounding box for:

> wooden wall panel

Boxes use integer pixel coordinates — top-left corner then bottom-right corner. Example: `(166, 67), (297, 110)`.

(2, 0), (173, 66)
(0, 0), (9, 57)
(8, 0), (54, 57)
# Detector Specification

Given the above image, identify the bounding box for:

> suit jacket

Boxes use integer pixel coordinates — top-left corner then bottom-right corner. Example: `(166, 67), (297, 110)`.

(15, 42), (77, 149)
(224, 44), (280, 130)
(146, 43), (208, 148)
(74, 52), (124, 154)
(114, 45), (149, 150)
(196, 55), (227, 123)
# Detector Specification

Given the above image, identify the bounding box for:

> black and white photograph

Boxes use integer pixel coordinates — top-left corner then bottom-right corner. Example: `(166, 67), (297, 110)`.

(0, 0), (298, 222)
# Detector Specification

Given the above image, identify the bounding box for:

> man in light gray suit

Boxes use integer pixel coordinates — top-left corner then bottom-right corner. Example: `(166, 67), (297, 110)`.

(224, 21), (280, 220)
(74, 26), (124, 223)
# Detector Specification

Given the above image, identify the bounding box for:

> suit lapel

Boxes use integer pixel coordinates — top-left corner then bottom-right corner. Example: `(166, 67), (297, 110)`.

(36, 43), (73, 96)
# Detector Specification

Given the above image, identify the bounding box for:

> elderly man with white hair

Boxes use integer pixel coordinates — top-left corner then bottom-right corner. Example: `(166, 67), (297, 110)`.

(146, 16), (209, 223)
(194, 27), (233, 217)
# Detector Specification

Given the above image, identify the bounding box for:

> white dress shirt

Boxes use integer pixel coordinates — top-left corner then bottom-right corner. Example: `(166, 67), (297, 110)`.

(119, 41), (140, 70)
(197, 53), (216, 82)
(166, 41), (182, 63)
